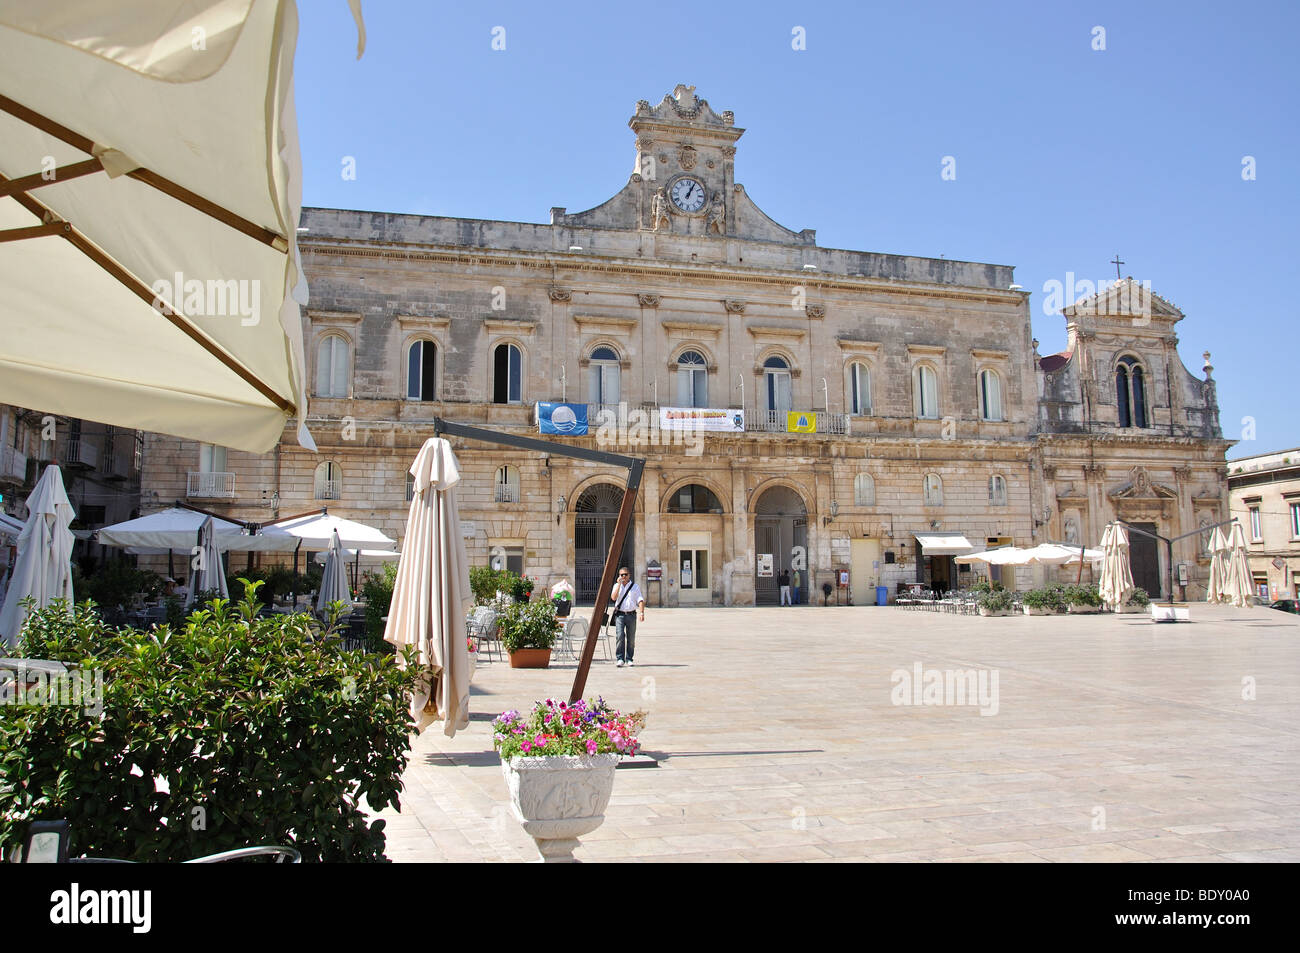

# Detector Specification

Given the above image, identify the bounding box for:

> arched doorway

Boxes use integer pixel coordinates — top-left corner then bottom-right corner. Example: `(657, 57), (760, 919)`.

(752, 485), (807, 605)
(574, 483), (635, 604)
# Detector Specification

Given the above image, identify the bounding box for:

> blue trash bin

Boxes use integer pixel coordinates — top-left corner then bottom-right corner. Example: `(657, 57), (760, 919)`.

(876, 586), (889, 606)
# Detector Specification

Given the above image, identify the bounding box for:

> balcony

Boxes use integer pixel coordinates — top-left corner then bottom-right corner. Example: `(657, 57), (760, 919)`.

(0, 445), (25, 483)
(64, 438), (99, 470)
(745, 410), (849, 435)
(315, 479), (342, 501)
(494, 484), (520, 503)
(187, 471), (236, 499)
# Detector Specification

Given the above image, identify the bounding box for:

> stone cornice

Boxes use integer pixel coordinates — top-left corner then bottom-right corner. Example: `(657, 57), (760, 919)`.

(746, 324), (807, 340)
(971, 348), (1010, 361)
(396, 314), (451, 330)
(662, 319), (724, 336)
(309, 310), (362, 325)
(483, 318), (536, 334)
(299, 242), (1024, 306)
(836, 339), (882, 355)
(573, 314), (638, 331)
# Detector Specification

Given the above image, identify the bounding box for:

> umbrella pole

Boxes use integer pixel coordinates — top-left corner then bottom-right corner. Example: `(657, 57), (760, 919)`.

(292, 541), (301, 606)
(168, 550), (173, 580)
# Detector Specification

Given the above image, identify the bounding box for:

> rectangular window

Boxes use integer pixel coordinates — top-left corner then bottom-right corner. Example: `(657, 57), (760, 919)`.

(1291, 502), (1300, 539)
(200, 444), (227, 473)
(1249, 506), (1262, 542)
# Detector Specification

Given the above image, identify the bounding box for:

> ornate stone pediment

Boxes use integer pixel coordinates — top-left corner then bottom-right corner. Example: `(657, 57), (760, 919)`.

(1109, 466), (1177, 502)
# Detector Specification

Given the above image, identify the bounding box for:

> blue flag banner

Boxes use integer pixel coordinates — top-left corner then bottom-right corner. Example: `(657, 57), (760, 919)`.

(537, 402), (588, 435)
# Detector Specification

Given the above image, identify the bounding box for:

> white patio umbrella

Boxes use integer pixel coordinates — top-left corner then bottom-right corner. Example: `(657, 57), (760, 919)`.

(98, 507), (272, 552)
(0, 464), (75, 649)
(260, 511), (396, 552)
(0, 1), (372, 453)
(185, 516), (229, 609)
(1097, 523), (1135, 610)
(955, 547), (1032, 566)
(1221, 521), (1254, 609)
(384, 438), (471, 737)
(1024, 543), (1104, 566)
(1205, 526), (1229, 604)
(315, 530), (351, 614)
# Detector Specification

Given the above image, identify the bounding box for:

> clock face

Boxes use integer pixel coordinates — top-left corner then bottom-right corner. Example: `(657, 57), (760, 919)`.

(670, 177), (707, 212)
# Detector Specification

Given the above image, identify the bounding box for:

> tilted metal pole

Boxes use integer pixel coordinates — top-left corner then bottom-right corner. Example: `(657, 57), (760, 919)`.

(432, 418), (645, 702)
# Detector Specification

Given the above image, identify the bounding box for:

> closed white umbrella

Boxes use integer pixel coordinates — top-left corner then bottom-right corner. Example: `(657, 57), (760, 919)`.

(1221, 521), (1254, 609)
(316, 530), (350, 613)
(0, 464), (75, 649)
(1206, 526), (1229, 604)
(384, 438), (471, 737)
(1097, 522), (1134, 610)
(185, 516), (229, 609)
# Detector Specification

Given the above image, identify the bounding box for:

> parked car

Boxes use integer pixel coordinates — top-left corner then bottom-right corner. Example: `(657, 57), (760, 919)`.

(1268, 599), (1299, 614)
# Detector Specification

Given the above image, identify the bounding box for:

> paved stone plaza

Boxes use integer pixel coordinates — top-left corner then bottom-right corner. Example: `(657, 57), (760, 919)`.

(375, 604), (1300, 862)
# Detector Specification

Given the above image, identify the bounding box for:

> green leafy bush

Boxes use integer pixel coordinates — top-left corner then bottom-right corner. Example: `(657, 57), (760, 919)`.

(0, 582), (420, 863)
(970, 578), (1005, 594)
(83, 561), (163, 612)
(469, 566), (531, 605)
(977, 589), (1015, 612)
(1125, 587), (1151, 607)
(1063, 584), (1102, 607)
(361, 562), (399, 653)
(499, 599), (559, 653)
(1022, 586), (1067, 612)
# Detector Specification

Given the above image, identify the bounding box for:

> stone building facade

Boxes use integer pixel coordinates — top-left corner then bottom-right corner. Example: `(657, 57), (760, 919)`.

(137, 85), (1231, 605)
(1227, 449), (1300, 602)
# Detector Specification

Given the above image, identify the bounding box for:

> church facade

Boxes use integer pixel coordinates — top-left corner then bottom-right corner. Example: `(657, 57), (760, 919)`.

(138, 85), (1232, 605)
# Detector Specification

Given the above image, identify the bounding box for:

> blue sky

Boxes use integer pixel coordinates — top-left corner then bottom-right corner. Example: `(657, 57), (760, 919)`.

(294, 1), (1298, 456)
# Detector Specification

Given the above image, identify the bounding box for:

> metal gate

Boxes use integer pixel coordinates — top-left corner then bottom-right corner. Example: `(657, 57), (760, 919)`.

(574, 483), (635, 604)
(1129, 521), (1162, 599)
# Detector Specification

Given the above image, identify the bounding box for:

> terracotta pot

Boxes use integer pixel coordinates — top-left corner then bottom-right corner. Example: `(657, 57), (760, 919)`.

(508, 648), (552, 669)
(501, 753), (620, 862)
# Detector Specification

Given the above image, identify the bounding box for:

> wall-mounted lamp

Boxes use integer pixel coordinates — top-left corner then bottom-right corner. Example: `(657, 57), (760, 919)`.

(556, 495), (566, 525)
(823, 500), (840, 526)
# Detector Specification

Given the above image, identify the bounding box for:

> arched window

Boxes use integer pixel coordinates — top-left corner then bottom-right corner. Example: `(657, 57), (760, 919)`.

(494, 465), (520, 503)
(988, 474), (1007, 506)
(764, 356), (793, 412)
(493, 343), (522, 404)
(407, 340), (436, 401)
(666, 483), (723, 513)
(405, 471), (415, 502)
(923, 473), (943, 507)
(978, 369), (1002, 421)
(848, 362), (871, 416)
(588, 345), (621, 407)
(913, 365), (939, 419)
(316, 334), (350, 398)
(1116, 356), (1147, 428)
(854, 473), (875, 506)
(676, 350), (708, 408)
(314, 461), (342, 500)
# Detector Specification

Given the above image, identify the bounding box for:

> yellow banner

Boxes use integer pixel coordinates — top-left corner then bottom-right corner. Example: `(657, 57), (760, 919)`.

(786, 412), (816, 433)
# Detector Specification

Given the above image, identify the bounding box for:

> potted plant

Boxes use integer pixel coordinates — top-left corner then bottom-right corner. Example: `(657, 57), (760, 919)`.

(500, 599), (559, 668)
(466, 636), (478, 682)
(551, 589), (572, 618)
(1117, 587), (1150, 614)
(978, 589), (1015, 616)
(1020, 588), (1053, 616)
(1065, 584), (1102, 614)
(493, 698), (643, 862)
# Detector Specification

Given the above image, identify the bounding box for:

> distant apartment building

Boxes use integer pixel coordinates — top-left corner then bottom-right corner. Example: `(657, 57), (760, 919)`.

(0, 405), (142, 571)
(1227, 448), (1300, 601)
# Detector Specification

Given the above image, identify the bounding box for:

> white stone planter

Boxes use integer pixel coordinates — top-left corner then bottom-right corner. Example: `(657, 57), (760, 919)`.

(978, 607), (1013, 616)
(466, 650), (477, 683)
(501, 753), (620, 862)
(1067, 604), (1101, 614)
(1022, 606), (1052, 616)
(1116, 604), (1147, 614)
(1151, 604), (1190, 623)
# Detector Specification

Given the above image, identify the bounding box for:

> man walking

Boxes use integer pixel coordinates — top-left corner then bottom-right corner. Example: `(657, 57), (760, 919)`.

(610, 566), (645, 667)
(779, 569), (791, 606)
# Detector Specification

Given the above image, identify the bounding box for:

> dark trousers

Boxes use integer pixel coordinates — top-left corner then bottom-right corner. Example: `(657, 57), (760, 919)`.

(614, 612), (637, 661)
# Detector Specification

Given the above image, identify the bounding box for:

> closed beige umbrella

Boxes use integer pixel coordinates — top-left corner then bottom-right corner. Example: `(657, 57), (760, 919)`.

(1098, 522), (1134, 610)
(1205, 526), (1229, 604)
(1221, 521), (1254, 609)
(384, 438), (471, 737)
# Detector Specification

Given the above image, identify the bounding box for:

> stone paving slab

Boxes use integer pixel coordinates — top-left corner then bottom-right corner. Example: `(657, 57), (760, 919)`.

(372, 603), (1300, 862)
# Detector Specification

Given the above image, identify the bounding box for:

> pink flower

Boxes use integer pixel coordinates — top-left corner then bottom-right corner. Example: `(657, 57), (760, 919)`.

(521, 741), (531, 753)
(533, 734), (545, 749)
(586, 739), (597, 755)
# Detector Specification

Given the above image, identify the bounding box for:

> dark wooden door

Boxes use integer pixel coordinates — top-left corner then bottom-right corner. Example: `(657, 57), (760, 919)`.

(1129, 522), (1161, 599)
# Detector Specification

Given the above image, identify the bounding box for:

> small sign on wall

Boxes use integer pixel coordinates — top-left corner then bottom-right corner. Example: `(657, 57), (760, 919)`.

(757, 554), (773, 577)
(460, 521), (476, 538)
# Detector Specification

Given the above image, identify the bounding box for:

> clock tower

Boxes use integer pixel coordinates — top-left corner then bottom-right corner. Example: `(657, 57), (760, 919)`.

(550, 85), (815, 247)
(630, 84), (742, 236)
